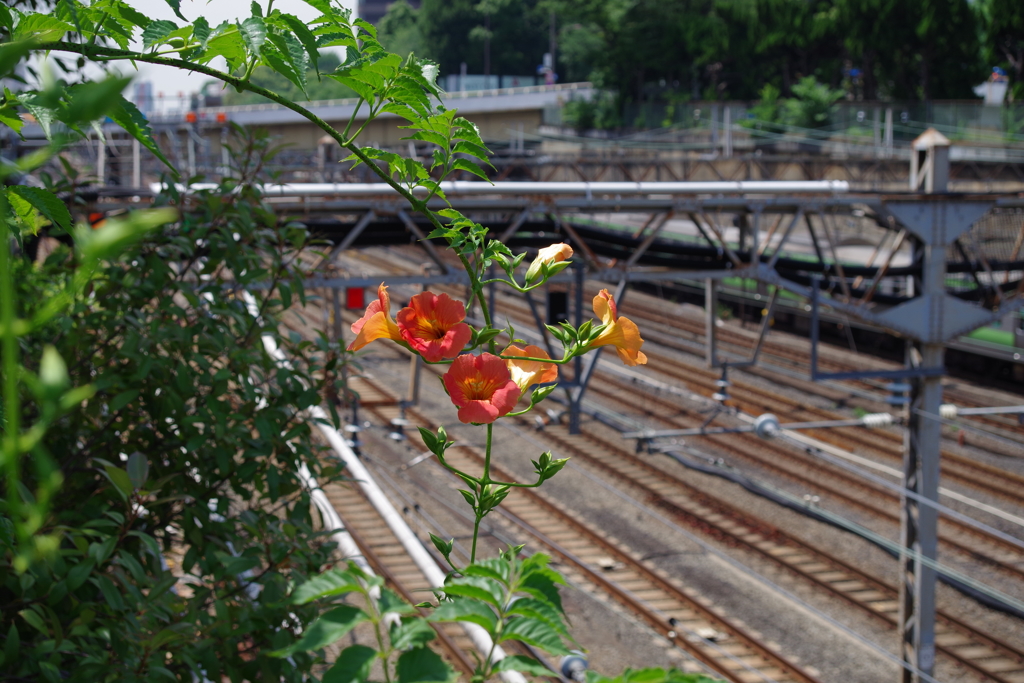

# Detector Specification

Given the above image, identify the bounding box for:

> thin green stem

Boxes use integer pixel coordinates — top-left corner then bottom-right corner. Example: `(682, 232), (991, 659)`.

(470, 513), (482, 563)
(0, 194), (21, 542)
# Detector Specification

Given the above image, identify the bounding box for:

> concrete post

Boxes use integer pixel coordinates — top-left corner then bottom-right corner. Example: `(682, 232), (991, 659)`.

(723, 107), (732, 158)
(96, 136), (106, 186)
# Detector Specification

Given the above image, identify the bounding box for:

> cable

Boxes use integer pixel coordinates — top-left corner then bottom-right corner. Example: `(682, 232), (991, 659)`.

(495, 422), (941, 683)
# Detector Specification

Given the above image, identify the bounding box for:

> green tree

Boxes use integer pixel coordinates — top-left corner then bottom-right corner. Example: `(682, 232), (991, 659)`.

(378, 0), (425, 60)
(980, 0), (1024, 100)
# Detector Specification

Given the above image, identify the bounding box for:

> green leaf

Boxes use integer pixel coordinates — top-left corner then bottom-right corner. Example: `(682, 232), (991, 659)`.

(201, 27), (247, 72)
(161, 0), (188, 22)
(442, 576), (503, 608)
(18, 608), (47, 635)
(279, 13), (320, 72)
(452, 141), (493, 165)
(65, 77), (133, 127)
(396, 646), (455, 683)
(291, 568), (362, 604)
(428, 598), (497, 632)
(0, 41), (36, 79)
(7, 186), (71, 232)
(215, 551), (260, 575)
(494, 655), (559, 677)
(38, 345), (70, 398)
(264, 32), (308, 95)
(110, 389), (139, 412)
(271, 605), (368, 656)
(240, 16), (267, 56)
(126, 453), (149, 490)
(461, 562), (506, 585)
(498, 617), (570, 655)
(108, 96), (176, 173)
(141, 19), (178, 50)
(507, 598), (570, 637)
(378, 587), (416, 615)
(389, 617), (436, 650)
(76, 207), (177, 263)
(104, 465), (134, 498)
(451, 158), (491, 182)
(13, 15), (72, 41)
(323, 645), (376, 683)
(404, 130), (448, 148)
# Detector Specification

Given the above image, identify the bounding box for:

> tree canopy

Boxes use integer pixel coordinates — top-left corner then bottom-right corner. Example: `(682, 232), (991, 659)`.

(379, 0), (1013, 102)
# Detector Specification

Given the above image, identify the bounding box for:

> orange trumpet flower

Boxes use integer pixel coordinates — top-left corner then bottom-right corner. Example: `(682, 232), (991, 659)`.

(397, 291), (473, 362)
(348, 284), (402, 351)
(443, 353), (521, 424)
(504, 345), (558, 391)
(588, 289), (648, 366)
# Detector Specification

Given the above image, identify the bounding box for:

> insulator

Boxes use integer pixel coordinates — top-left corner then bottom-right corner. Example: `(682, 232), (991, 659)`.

(754, 413), (780, 439)
(940, 403), (958, 419)
(861, 412), (894, 428)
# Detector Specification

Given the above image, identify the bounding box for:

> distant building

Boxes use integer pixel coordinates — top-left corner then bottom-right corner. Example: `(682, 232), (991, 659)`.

(358, 0), (420, 26)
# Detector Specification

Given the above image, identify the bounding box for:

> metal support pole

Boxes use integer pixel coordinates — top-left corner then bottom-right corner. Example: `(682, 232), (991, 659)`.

(186, 128), (196, 178)
(705, 277), (718, 368)
(900, 341), (942, 683)
(96, 136), (106, 186)
(723, 107), (732, 158)
(132, 138), (141, 188)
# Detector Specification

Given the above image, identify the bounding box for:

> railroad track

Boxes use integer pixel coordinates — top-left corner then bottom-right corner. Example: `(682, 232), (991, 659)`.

(346, 375), (824, 683)
(319, 445), (480, 676)
(480, 290), (1024, 509)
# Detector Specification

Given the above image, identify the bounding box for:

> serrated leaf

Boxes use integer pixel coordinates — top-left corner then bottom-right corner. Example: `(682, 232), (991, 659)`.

(498, 617), (570, 654)
(452, 140), (493, 165)
(378, 587), (416, 615)
(65, 76), (132, 127)
(108, 96), (176, 174)
(279, 13), (320, 72)
(494, 655), (559, 677)
(452, 158), (491, 182)
(323, 645), (376, 683)
(192, 16), (211, 46)
(389, 617), (435, 650)
(443, 576), (503, 607)
(7, 186), (70, 232)
(428, 598), (497, 632)
(201, 28), (247, 72)
(239, 16), (267, 56)
(141, 19), (178, 50)
(161, 0), (187, 22)
(13, 15), (73, 41)
(271, 605), (368, 657)
(396, 646), (454, 683)
(292, 568), (362, 604)
(507, 598), (570, 637)
(264, 32), (308, 96)
(405, 130), (447, 148)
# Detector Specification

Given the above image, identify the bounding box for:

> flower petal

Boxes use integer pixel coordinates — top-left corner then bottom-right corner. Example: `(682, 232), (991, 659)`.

(505, 345), (558, 391)
(592, 289), (617, 326)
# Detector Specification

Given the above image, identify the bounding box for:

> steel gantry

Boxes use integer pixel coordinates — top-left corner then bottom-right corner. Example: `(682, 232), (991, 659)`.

(104, 168), (1024, 683)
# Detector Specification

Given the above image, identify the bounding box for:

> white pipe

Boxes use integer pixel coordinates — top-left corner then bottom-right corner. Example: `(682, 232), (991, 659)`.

(240, 292), (524, 683)
(152, 179), (850, 197)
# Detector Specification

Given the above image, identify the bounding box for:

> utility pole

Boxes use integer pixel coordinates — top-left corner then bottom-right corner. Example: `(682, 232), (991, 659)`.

(891, 129), (990, 683)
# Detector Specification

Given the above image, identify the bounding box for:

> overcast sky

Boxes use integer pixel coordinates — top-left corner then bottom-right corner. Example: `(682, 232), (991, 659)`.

(96, 0), (357, 105)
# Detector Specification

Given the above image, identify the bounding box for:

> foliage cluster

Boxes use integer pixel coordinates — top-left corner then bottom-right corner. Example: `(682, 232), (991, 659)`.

(379, 0), (1020, 105)
(1, 3), (718, 683)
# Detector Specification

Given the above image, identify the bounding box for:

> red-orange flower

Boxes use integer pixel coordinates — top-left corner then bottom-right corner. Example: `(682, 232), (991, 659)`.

(525, 243), (574, 284)
(588, 289), (648, 366)
(397, 292), (473, 362)
(348, 284), (402, 351)
(443, 353), (521, 424)
(504, 345), (558, 391)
